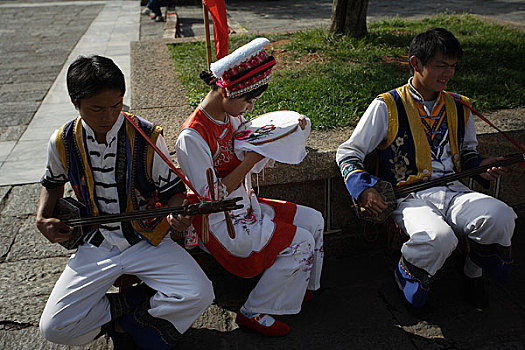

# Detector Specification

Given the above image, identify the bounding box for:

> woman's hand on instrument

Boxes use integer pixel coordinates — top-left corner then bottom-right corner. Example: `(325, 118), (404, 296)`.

(298, 115), (307, 130)
(221, 151), (264, 194)
(480, 156), (508, 181)
(358, 187), (388, 216)
(36, 217), (73, 244)
(244, 151), (264, 165)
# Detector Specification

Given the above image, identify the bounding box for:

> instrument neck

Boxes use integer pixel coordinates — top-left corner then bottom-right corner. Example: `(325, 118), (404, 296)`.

(66, 207), (181, 227)
(394, 153), (524, 198)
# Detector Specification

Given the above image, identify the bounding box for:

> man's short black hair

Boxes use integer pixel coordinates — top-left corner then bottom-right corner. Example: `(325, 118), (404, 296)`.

(409, 28), (463, 74)
(67, 55), (125, 106)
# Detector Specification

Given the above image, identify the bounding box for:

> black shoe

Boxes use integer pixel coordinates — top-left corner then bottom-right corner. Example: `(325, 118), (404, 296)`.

(454, 253), (489, 310)
(463, 274), (489, 310)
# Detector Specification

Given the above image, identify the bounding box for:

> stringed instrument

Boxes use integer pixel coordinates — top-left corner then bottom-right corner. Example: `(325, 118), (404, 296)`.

(354, 153), (525, 223)
(53, 196), (243, 249)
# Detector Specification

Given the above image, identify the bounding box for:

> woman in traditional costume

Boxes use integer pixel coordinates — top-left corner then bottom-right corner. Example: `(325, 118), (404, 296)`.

(176, 38), (324, 336)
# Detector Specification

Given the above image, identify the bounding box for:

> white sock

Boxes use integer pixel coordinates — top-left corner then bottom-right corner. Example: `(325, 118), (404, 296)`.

(464, 255), (483, 278)
(240, 306), (275, 326)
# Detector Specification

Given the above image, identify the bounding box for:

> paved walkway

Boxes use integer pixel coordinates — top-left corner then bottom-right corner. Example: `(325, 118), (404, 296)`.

(0, 1), (138, 186)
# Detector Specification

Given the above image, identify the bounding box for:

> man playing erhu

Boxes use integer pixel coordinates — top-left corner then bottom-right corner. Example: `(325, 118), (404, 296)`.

(36, 55), (214, 349)
(336, 28), (516, 309)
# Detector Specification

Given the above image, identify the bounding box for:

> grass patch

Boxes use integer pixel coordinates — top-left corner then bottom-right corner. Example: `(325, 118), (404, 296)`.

(169, 14), (525, 129)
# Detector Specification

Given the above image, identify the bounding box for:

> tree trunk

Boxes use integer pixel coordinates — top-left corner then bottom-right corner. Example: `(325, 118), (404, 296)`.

(330, 0), (369, 39)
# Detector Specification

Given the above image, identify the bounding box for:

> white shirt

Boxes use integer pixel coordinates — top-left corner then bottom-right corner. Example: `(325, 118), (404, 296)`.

(43, 112), (181, 251)
(336, 90), (479, 181)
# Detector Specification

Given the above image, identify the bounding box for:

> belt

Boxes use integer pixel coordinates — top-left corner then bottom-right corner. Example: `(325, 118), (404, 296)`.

(87, 230), (104, 247)
(86, 229), (142, 247)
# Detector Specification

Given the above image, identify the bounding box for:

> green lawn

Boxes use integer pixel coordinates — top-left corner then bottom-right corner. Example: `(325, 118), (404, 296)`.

(169, 14), (525, 129)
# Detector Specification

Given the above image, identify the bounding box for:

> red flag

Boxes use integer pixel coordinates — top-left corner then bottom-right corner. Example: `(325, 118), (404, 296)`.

(203, 0), (229, 59)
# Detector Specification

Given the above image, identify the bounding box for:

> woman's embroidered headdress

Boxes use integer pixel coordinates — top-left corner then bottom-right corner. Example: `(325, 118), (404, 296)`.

(210, 38), (276, 98)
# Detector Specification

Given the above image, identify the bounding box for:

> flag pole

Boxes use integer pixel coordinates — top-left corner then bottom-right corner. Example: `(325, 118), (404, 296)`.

(202, 1), (213, 70)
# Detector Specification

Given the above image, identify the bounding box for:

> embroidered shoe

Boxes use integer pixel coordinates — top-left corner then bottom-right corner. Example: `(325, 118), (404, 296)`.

(235, 309), (290, 337)
(303, 290), (315, 303)
(394, 258), (431, 308)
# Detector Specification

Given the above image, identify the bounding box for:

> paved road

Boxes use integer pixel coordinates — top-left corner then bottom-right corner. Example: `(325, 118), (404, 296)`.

(0, 0), (138, 186)
(0, 2), (103, 163)
(0, 1), (524, 349)
(176, 0), (525, 37)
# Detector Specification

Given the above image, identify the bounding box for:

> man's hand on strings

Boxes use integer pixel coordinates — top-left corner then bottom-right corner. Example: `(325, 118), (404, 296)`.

(168, 213), (193, 241)
(168, 199), (193, 231)
(480, 156), (508, 181)
(167, 195), (193, 240)
(358, 187), (389, 216)
(36, 186), (72, 244)
(36, 217), (73, 244)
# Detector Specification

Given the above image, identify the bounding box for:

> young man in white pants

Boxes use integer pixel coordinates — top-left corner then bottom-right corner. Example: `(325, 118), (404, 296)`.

(337, 28), (516, 309)
(36, 55), (214, 349)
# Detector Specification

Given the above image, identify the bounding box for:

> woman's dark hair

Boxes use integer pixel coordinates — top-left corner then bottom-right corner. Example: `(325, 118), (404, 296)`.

(67, 55), (125, 106)
(408, 28), (463, 74)
(200, 70), (268, 99)
(200, 70), (218, 88)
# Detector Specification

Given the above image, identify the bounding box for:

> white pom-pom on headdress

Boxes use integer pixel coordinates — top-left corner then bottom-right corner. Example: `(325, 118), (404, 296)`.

(210, 38), (270, 79)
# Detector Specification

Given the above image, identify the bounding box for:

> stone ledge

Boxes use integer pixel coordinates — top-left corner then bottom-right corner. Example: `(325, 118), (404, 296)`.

(163, 6), (181, 39)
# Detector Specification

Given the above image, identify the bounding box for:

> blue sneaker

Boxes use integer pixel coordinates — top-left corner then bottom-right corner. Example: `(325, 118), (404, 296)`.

(394, 258), (431, 308)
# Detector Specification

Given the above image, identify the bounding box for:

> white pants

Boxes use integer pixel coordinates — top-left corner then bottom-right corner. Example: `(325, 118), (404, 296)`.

(393, 186), (516, 276)
(244, 205), (324, 315)
(40, 236), (214, 346)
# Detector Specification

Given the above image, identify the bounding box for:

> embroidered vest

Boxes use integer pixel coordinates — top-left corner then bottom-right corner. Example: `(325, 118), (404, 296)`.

(181, 107), (242, 178)
(376, 84), (470, 187)
(54, 112), (171, 246)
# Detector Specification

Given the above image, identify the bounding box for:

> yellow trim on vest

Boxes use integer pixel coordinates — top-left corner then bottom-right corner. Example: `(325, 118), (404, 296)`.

(125, 113), (137, 157)
(442, 92), (461, 171)
(75, 118), (99, 216)
(463, 97), (471, 124)
(123, 112), (163, 186)
(131, 218), (170, 247)
(125, 114), (137, 198)
(123, 113), (169, 246)
(147, 126), (163, 179)
(55, 123), (68, 174)
(125, 115), (137, 219)
(397, 85), (432, 186)
(377, 92), (399, 150)
(458, 93), (471, 171)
